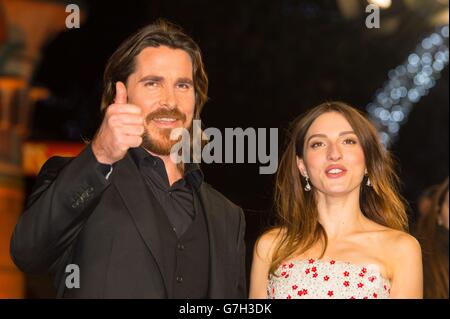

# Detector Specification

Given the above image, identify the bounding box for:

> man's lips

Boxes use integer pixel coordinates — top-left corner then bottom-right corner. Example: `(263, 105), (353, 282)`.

(145, 107), (186, 128)
(151, 117), (181, 127)
(324, 165), (347, 178)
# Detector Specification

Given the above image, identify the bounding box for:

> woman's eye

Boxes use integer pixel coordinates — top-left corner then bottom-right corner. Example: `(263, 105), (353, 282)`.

(310, 141), (324, 148)
(343, 138), (357, 145)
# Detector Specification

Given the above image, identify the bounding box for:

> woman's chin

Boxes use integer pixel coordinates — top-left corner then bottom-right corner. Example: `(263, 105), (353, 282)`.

(319, 185), (359, 197)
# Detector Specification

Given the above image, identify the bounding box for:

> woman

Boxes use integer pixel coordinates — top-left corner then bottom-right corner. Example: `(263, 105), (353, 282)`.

(250, 101), (422, 299)
(416, 178), (448, 299)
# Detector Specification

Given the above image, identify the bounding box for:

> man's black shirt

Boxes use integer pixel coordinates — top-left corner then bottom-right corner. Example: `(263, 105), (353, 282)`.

(129, 147), (203, 237)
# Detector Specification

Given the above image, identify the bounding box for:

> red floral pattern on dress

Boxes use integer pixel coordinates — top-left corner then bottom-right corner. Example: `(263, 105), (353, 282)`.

(268, 259), (391, 299)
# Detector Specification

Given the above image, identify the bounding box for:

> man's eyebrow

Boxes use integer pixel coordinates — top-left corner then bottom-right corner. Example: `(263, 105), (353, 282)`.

(306, 131), (356, 144)
(138, 75), (163, 83)
(176, 77), (194, 85)
(138, 75), (194, 85)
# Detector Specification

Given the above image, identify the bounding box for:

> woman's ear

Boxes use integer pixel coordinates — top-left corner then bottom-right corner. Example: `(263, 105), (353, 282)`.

(296, 156), (307, 177)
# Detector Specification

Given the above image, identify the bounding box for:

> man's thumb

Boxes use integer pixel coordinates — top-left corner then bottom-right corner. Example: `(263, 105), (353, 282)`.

(114, 81), (128, 104)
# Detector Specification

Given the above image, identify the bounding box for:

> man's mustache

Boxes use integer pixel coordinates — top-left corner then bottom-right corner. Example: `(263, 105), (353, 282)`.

(145, 108), (186, 124)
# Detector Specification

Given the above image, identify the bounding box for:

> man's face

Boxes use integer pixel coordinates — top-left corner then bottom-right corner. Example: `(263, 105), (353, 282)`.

(126, 45), (195, 155)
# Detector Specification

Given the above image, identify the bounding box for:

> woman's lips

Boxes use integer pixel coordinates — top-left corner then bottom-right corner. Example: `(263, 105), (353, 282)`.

(325, 165), (347, 179)
(325, 171), (347, 178)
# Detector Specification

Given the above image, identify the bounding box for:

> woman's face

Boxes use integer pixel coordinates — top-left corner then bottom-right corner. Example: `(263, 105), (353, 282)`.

(439, 190), (449, 230)
(297, 112), (366, 197)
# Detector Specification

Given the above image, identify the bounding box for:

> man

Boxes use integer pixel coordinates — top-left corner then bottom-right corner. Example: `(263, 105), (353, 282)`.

(10, 20), (246, 298)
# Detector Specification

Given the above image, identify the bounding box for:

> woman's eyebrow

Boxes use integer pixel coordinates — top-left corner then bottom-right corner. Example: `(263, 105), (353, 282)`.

(306, 131), (356, 144)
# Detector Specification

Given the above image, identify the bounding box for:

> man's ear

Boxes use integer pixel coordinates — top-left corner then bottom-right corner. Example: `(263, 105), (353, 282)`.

(296, 156), (307, 177)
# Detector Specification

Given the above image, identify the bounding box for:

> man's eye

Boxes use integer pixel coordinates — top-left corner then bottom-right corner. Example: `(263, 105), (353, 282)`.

(177, 83), (191, 89)
(145, 81), (158, 87)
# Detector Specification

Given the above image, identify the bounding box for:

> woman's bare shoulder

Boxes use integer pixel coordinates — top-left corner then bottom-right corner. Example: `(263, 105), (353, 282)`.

(375, 227), (422, 266)
(254, 227), (285, 262)
(384, 229), (421, 253)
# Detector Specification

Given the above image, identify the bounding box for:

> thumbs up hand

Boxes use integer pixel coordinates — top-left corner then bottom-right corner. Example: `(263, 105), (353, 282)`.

(92, 81), (145, 164)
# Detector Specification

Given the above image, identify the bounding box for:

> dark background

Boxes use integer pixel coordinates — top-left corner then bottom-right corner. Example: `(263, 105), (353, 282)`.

(24, 0), (448, 297)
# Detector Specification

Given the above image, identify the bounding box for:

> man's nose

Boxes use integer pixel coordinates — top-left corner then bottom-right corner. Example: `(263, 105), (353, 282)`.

(159, 86), (176, 109)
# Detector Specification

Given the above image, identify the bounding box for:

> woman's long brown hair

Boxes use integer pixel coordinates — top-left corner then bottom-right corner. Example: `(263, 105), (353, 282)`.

(267, 101), (408, 275)
(417, 178), (449, 298)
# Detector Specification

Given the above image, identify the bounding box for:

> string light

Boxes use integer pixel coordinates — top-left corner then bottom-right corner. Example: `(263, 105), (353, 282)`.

(367, 25), (449, 147)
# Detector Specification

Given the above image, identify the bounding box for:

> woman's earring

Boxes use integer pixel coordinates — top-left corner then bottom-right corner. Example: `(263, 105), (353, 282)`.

(304, 176), (312, 191)
(365, 169), (372, 187)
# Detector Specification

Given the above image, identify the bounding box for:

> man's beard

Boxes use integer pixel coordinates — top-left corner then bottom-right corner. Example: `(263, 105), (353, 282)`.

(141, 126), (185, 156)
(141, 107), (190, 156)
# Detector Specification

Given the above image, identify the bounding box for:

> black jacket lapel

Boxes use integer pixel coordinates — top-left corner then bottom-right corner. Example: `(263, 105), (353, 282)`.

(112, 154), (170, 296)
(197, 184), (227, 298)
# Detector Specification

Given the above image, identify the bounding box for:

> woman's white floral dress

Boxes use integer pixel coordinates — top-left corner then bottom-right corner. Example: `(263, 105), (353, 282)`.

(268, 259), (391, 299)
